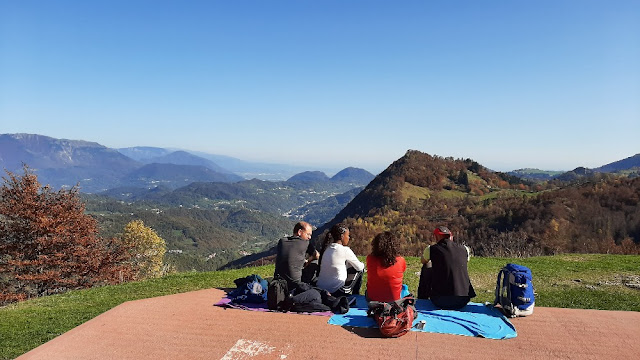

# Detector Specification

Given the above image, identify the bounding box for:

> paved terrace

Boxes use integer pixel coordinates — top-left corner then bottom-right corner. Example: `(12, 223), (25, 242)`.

(18, 288), (640, 360)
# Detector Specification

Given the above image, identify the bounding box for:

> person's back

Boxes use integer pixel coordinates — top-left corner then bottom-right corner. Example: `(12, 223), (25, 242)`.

(430, 239), (473, 297)
(366, 254), (406, 302)
(317, 243), (364, 292)
(274, 221), (317, 291)
(274, 236), (313, 289)
(426, 226), (476, 309)
(365, 231), (408, 303)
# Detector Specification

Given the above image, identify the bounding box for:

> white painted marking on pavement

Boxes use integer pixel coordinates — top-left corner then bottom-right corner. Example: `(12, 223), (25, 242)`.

(220, 339), (275, 360)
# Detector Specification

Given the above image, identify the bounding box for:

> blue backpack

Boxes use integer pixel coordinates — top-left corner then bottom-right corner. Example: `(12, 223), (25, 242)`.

(229, 274), (269, 303)
(494, 263), (535, 317)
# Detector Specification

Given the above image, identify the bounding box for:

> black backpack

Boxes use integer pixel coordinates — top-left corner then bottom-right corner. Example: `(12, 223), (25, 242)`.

(267, 277), (289, 311)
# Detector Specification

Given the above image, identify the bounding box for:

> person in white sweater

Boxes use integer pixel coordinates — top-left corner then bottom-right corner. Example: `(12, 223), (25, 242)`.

(316, 223), (365, 296)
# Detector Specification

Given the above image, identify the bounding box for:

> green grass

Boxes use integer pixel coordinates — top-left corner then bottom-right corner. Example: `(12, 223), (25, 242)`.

(478, 188), (538, 201)
(437, 189), (467, 199)
(2, 254), (640, 359)
(399, 182), (431, 201)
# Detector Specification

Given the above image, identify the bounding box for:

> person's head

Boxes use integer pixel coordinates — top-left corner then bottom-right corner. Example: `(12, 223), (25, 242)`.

(371, 231), (400, 268)
(433, 226), (452, 242)
(327, 223), (350, 246)
(319, 223), (350, 265)
(293, 221), (313, 240)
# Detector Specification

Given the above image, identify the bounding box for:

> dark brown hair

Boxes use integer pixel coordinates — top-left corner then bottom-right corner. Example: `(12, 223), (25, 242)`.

(319, 223), (348, 265)
(371, 231), (400, 268)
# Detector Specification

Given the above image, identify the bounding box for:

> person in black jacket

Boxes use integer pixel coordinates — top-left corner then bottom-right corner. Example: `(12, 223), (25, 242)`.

(274, 221), (319, 291)
(417, 226), (476, 310)
(272, 221), (353, 313)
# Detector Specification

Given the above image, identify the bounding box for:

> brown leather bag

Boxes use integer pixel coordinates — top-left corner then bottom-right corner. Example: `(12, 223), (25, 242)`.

(368, 297), (416, 338)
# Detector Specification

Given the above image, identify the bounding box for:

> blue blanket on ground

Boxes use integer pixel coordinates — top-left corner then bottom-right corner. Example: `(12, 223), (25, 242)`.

(328, 296), (516, 339)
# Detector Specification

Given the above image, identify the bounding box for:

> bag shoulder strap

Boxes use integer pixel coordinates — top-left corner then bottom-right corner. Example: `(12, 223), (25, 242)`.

(494, 267), (506, 305)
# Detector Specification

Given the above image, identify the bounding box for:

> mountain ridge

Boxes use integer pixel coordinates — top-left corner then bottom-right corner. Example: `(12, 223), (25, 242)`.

(0, 134), (241, 192)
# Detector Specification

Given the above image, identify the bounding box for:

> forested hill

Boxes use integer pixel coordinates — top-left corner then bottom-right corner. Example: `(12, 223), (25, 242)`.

(319, 150), (531, 227)
(312, 150), (639, 258)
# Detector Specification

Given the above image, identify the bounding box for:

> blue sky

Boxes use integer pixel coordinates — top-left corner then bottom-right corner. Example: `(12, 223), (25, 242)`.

(1, 1), (638, 173)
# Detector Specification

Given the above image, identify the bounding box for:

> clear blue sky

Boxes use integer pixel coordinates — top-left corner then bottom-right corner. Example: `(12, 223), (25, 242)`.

(1, 1), (638, 173)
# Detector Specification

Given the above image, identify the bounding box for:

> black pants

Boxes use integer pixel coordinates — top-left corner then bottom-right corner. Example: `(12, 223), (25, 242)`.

(431, 295), (471, 310)
(418, 263), (470, 309)
(331, 268), (363, 297)
(291, 288), (322, 304)
(417, 263), (432, 300)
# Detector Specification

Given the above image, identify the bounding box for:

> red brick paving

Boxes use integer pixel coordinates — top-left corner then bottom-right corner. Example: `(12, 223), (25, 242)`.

(18, 288), (640, 359)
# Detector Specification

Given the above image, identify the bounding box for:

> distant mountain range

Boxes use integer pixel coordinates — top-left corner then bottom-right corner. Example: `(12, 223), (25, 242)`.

(0, 134), (368, 193)
(286, 167), (374, 185)
(120, 146), (340, 181)
(508, 154), (640, 182)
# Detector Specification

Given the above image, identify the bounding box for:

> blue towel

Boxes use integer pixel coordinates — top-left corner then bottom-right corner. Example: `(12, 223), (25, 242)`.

(328, 296), (517, 339)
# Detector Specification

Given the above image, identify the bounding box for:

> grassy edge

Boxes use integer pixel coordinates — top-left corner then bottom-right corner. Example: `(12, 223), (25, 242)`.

(2, 254), (640, 359)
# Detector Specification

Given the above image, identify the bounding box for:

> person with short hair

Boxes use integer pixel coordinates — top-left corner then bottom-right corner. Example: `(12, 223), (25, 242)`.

(418, 226), (476, 310)
(365, 231), (409, 302)
(274, 221), (354, 312)
(316, 223), (364, 296)
(274, 221), (319, 292)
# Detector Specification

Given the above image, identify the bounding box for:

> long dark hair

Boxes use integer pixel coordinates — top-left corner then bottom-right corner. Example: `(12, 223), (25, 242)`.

(371, 231), (399, 268)
(319, 223), (349, 265)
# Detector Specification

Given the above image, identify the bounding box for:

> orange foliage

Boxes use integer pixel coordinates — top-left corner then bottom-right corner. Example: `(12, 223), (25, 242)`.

(0, 166), (134, 305)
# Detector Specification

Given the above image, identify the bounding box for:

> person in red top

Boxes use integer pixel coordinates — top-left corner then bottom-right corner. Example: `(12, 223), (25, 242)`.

(365, 231), (407, 302)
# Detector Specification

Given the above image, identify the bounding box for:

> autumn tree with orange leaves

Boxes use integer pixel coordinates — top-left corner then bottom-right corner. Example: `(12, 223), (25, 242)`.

(0, 166), (133, 304)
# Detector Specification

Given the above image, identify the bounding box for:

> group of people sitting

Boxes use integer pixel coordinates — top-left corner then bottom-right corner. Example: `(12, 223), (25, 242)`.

(273, 221), (476, 310)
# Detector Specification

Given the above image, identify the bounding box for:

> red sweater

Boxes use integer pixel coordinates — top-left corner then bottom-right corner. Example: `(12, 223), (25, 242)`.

(366, 255), (406, 302)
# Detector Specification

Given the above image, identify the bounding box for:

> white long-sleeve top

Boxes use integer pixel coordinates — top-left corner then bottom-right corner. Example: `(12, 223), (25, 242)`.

(316, 243), (365, 293)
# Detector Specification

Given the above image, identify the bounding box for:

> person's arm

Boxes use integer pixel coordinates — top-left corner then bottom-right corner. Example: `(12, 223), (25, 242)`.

(305, 241), (319, 261)
(344, 247), (364, 271)
(420, 245), (431, 265)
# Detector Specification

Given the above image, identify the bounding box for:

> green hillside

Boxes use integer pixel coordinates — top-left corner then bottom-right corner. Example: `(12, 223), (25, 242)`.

(315, 150), (640, 258)
(83, 195), (294, 272)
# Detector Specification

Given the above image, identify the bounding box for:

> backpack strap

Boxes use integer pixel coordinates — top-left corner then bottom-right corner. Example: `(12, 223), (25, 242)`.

(494, 267), (505, 306)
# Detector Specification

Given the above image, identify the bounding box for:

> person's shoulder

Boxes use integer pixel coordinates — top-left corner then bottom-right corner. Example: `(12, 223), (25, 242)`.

(337, 243), (353, 251)
(397, 256), (407, 269)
